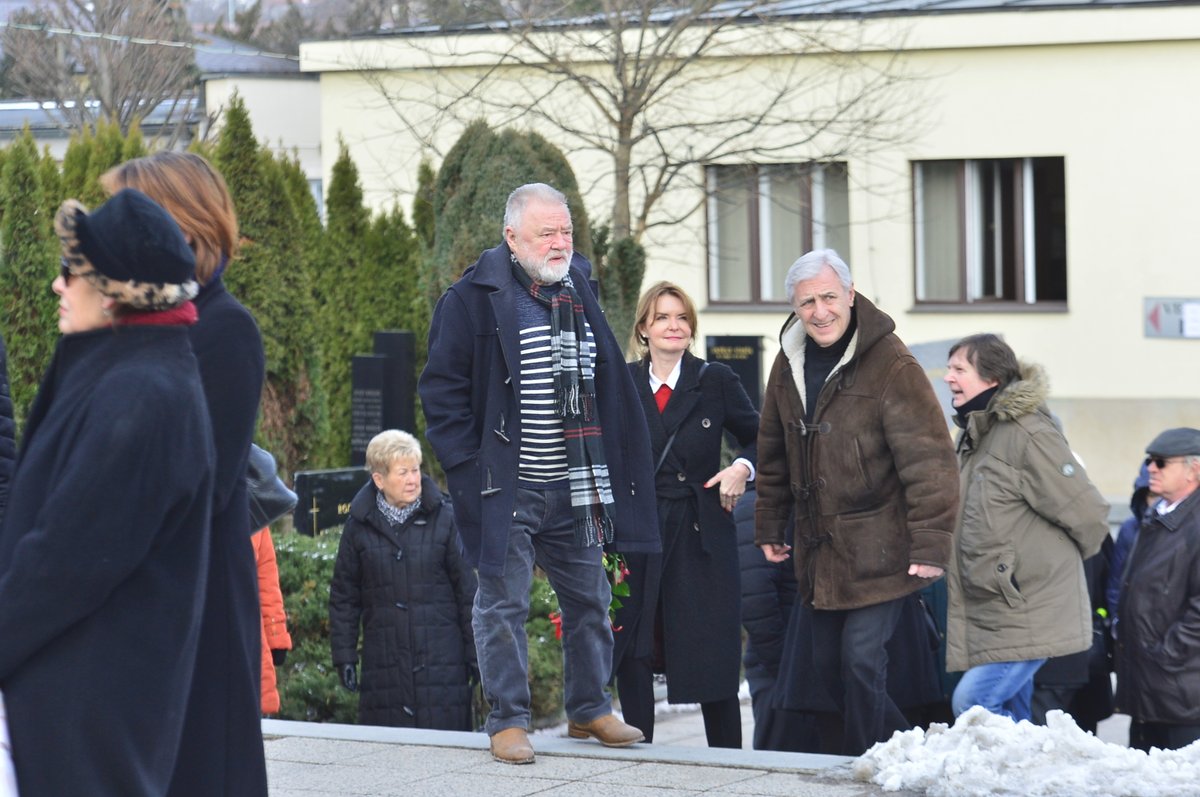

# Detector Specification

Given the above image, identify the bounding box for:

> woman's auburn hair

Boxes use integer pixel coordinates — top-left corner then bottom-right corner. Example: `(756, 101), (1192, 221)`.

(100, 151), (238, 286)
(629, 280), (698, 360)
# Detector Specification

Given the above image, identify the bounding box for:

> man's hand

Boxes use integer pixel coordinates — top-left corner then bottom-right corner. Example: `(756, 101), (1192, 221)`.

(908, 563), (944, 579)
(339, 663), (358, 692)
(705, 461), (751, 513)
(759, 543), (792, 563)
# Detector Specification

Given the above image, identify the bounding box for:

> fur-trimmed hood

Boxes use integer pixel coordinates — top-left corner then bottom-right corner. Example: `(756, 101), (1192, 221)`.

(954, 362), (1051, 448)
(987, 362), (1049, 422)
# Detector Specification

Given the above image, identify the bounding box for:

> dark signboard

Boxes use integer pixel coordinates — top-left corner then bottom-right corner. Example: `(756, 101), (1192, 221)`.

(706, 335), (762, 409)
(349, 330), (416, 466)
(292, 467), (370, 535)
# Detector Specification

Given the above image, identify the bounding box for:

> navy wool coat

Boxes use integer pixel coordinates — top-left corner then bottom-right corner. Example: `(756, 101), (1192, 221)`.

(613, 353), (758, 704)
(0, 331), (14, 523)
(418, 243), (660, 577)
(330, 477), (478, 729)
(167, 278), (268, 797)
(0, 326), (214, 796)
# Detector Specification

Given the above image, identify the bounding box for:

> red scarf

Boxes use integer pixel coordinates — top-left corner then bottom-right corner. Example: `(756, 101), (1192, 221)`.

(118, 302), (198, 327)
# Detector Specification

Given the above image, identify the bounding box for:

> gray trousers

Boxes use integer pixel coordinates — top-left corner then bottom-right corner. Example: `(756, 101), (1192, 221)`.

(473, 487), (614, 735)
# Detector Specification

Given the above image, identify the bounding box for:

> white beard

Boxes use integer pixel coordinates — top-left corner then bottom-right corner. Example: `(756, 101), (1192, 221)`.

(519, 248), (572, 284)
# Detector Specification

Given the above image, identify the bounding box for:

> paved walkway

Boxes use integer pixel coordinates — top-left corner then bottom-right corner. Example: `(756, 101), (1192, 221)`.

(264, 696), (1130, 796)
(262, 700), (911, 797)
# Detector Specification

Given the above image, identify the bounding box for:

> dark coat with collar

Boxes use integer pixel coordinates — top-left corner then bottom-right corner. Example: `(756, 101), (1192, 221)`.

(0, 326), (214, 796)
(168, 278), (267, 797)
(329, 476), (478, 729)
(1116, 487), (1200, 724)
(755, 295), (958, 610)
(0, 332), (14, 523)
(418, 243), (660, 577)
(612, 352), (758, 703)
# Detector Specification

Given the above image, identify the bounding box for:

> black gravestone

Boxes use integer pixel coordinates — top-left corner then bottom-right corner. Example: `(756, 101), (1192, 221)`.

(349, 330), (416, 466)
(292, 467), (370, 536)
(706, 335), (762, 409)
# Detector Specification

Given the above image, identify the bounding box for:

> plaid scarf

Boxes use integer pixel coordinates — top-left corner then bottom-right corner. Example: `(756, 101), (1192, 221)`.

(512, 256), (615, 548)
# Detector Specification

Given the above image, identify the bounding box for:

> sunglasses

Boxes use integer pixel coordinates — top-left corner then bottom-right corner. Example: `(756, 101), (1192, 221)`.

(59, 258), (73, 284)
(1144, 456), (1182, 469)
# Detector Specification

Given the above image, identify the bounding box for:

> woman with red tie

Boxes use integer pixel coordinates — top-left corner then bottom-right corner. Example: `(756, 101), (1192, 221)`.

(611, 282), (759, 748)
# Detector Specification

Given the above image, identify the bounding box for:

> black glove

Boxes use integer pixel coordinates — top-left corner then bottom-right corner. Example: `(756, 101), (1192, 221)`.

(339, 663), (358, 693)
(271, 649), (288, 666)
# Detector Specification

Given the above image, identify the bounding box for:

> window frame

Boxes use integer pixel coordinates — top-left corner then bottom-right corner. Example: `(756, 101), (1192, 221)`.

(912, 156), (1067, 312)
(705, 162), (849, 308)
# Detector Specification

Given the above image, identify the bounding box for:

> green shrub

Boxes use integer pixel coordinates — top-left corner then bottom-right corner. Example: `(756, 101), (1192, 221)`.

(274, 529), (358, 723)
(526, 575), (564, 726)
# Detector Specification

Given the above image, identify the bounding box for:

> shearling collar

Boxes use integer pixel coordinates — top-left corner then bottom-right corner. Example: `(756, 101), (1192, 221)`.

(778, 293), (895, 409)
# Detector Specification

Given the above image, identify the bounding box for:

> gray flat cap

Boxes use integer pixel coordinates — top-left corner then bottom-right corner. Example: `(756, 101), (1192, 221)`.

(1146, 427), (1200, 457)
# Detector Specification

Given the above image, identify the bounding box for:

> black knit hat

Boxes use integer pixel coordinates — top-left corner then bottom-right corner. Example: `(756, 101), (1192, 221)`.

(54, 188), (198, 311)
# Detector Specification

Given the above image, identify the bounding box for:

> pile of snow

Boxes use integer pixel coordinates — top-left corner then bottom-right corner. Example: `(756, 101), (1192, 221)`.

(854, 706), (1200, 797)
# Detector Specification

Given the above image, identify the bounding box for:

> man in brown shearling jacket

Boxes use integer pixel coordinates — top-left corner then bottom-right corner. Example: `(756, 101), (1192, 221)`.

(755, 249), (958, 756)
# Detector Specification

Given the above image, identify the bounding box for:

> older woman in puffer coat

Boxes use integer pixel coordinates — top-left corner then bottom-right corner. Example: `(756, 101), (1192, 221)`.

(943, 333), (1110, 722)
(330, 430), (479, 730)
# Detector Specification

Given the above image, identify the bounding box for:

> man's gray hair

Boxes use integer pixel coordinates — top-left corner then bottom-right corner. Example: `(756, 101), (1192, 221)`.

(504, 183), (569, 234)
(784, 248), (852, 301)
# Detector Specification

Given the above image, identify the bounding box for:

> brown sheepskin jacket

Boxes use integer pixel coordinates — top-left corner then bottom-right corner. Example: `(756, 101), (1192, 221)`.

(755, 294), (958, 610)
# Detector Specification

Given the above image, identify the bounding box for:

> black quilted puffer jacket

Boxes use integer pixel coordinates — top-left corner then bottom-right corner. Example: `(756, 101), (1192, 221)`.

(330, 475), (478, 729)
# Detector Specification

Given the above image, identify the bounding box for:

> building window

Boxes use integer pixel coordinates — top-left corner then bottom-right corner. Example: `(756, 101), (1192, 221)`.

(706, 162), (850, 304)
(914, 157), (1067, 305)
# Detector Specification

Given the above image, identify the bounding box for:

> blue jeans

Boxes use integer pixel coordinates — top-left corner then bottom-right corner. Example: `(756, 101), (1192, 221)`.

(473, 488), (614, 736)
(952, 659), (1046, 721)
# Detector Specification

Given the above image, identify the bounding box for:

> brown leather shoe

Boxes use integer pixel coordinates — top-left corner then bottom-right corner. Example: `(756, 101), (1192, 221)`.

(490, 727), (535, 764)
(567, 714), (645, 747)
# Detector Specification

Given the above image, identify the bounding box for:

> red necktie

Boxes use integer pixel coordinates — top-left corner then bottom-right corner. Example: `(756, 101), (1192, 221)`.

(654, 383), (672, 414)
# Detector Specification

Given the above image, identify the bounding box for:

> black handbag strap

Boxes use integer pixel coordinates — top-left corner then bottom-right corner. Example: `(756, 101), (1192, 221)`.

(653, 361), (710, 474)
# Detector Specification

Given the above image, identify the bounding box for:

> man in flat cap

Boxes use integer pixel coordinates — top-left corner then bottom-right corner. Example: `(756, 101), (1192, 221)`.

(1115, 427), (1200, 751)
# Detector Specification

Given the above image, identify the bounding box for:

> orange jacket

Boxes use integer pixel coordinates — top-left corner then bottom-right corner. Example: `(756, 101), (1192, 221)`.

(252, 527), (292, 715)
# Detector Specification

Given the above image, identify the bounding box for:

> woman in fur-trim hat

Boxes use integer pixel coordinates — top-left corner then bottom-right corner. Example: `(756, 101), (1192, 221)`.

(101, 151), (268, 797)
(0, 188), (216, 796)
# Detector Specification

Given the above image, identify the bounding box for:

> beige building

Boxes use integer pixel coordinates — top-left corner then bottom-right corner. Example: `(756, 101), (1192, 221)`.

(300, 1), (1200, 498)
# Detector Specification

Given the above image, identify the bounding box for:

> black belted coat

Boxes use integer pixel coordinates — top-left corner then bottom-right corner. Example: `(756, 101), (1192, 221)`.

(613, 353), (758, 704)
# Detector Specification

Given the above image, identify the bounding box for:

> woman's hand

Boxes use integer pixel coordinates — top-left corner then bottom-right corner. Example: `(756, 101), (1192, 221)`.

(704, 461), (751, 513)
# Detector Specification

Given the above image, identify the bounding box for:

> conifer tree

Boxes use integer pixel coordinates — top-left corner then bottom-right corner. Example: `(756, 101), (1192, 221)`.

(0, 128), (58, 429)
(317, 139), (374, 464)
(121, 123), (146, 161)
(60, 128), (93, 200)
(214, 94), (324, 476)
(428, 120), (592, 308)
(597, 233), (646, 354)
(412, 159), (435, 249)
(276, 151), (332, 466)
(38, 146), (62, 218)
(83, 118), (126, 206)
(366, 202), (432, 469)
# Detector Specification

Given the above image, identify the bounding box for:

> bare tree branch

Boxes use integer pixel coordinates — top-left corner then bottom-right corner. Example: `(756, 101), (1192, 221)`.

(346, 0), (922, 242)
(2, 0), (196, 135)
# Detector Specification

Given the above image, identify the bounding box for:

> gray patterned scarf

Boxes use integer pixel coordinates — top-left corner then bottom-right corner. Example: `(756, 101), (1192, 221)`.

(511, 256), (615, 547)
